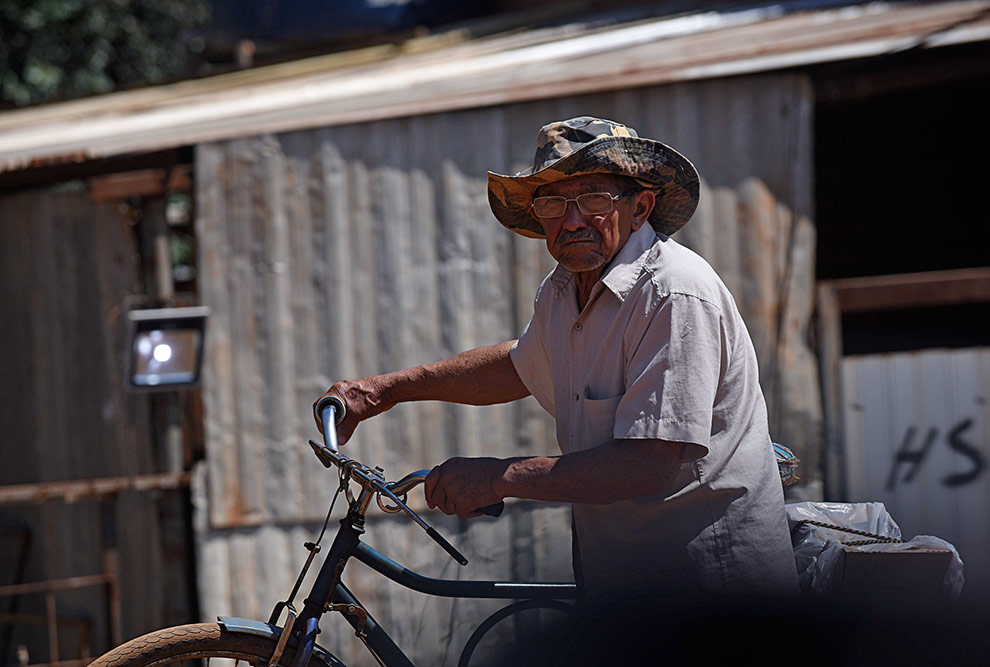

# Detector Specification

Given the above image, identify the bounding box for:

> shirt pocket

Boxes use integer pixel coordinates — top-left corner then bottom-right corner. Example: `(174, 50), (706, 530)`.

(581, 393), (623, 448)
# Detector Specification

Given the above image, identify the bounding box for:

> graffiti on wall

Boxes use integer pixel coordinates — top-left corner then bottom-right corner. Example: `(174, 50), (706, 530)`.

(886, 418), (986, 491)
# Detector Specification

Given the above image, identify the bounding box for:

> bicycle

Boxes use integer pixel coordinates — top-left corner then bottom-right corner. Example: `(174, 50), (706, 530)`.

(91, 396), (578, 667)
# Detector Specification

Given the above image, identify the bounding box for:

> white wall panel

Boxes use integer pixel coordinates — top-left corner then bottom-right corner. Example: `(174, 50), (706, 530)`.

(841, 347), (990, 602)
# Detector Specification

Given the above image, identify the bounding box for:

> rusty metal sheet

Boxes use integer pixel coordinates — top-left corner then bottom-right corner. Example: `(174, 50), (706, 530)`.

(1, 1), (987, 173)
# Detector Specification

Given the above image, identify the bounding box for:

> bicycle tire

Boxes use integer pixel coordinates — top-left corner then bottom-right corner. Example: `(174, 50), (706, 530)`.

(90, 623), (345, 667)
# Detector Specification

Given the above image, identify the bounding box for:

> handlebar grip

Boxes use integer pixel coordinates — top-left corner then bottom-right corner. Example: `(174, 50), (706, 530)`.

(316, 395), (347, 426)
(474, 501), (504, 518)
(316, 395), (346, 453)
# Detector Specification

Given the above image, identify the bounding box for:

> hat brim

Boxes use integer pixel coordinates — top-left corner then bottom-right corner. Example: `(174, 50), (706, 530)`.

(488, 135), (700, 238)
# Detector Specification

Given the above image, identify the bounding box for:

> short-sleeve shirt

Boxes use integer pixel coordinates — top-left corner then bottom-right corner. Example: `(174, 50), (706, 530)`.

(510, 224), (798, 600)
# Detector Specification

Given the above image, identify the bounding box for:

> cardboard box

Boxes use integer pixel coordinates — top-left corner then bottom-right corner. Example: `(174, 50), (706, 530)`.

(826, 547), (954, 601)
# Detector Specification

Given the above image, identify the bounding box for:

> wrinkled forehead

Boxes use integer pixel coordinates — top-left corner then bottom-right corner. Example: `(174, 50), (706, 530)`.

(533, 173), (631, 198)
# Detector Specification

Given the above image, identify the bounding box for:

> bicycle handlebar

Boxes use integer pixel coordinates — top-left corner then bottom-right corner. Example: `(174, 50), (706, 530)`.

(315, 395), (346, 452)
(308, 400), (508, 563)
(310, 401), (507, 564)
(385, 471), (504, 518)
(315, 395), (504, 517)
(308, 437), (469, 565)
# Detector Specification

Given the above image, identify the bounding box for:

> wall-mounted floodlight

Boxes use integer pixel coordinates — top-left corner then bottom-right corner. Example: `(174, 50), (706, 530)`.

(126, 306), (209, 389)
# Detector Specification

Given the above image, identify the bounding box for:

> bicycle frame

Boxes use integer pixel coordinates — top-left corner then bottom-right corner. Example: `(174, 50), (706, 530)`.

(254, 498), (576, 667)
(270, 500), (577, 666)
(251, 398), (579, 666)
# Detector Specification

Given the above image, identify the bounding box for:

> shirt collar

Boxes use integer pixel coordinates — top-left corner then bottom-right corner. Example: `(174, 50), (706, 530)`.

(601, 224), (658, 300)
(548, 224), (658, 302)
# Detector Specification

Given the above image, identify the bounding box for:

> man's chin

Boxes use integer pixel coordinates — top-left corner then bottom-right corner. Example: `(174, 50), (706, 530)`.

(557, 252), (607, 274)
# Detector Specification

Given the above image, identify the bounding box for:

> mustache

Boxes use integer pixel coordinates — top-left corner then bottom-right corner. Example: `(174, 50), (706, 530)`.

(558, 229), (601, 243)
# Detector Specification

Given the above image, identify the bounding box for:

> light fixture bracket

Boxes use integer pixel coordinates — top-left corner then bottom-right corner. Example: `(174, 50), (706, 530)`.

(125, 306), (210, 390)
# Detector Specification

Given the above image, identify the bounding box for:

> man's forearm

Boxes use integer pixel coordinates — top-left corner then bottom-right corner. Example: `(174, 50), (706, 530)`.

(384, 340), (530, 406)
(498, 439), (685, 505)
(426, 438), (688, 516)
(316, 340), (530, 443)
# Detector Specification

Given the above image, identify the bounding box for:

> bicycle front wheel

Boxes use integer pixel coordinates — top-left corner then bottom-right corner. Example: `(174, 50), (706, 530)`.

(90, 623), (345, 667)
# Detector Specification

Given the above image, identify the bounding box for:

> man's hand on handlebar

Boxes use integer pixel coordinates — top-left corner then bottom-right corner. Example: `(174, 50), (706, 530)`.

(425, 457), (508, 518)
(313, 377), (395, 446)
(314, 380), (507, 520)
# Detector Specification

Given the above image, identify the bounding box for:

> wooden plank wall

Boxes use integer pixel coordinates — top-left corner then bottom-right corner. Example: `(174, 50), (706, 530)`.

(194, 71), (820, 665)
(0, 186), (171, 657)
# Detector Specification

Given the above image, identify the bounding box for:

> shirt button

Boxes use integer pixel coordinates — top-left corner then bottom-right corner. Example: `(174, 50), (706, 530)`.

(574, 322), (583, 331)
(573, 393), (580, 401)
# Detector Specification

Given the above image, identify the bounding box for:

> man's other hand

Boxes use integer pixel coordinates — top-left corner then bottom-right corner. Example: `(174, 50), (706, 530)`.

(313, 377), (394, 446)
(425, 457), (508, 518)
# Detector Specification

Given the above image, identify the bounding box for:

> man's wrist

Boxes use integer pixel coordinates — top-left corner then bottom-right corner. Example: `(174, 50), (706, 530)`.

(495, 456), (551, 500)
(492, 457), (520, 499)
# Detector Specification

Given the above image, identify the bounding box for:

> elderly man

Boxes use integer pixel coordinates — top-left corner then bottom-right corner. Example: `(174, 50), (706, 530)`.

(316, 117), (798, 601)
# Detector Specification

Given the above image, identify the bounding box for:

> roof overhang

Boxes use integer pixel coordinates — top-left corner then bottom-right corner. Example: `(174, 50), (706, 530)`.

(1, 0), (988, 173)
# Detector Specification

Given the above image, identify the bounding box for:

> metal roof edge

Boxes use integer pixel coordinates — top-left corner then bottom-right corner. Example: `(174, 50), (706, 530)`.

(1, 0), (987, 173)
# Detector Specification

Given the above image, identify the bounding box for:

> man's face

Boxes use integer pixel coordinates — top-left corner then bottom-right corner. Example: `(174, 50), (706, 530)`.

(531, 173), (653, 276)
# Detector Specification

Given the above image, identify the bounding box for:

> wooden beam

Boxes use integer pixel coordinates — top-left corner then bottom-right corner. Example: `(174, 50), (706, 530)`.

(814, 42), (990, 104)
(827, 267), (990, 313)
(0, 472), (191, 505)
(89, 165), (191, 202)
(0, 149), (190, 194)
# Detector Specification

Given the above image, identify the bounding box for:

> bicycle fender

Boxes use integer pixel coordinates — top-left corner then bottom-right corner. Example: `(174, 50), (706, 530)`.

(218, 616), (347, 667)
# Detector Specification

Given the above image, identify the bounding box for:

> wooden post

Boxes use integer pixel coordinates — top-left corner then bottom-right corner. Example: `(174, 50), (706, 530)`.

(816, 282), (846, 501)
(45, 590), (58, 665)
(100, 497), (123, 649)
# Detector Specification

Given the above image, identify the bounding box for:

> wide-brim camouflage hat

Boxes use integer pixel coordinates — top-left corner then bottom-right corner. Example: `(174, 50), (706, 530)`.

(488, 116), (700, 238)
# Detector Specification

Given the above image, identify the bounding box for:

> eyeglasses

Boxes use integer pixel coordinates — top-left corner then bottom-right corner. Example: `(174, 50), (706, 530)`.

(530, 189), (641, 219)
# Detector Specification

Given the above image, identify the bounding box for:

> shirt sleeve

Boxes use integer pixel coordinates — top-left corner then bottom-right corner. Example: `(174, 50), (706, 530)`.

(613, 292), (723, 457)
(510, 313), (555, 418)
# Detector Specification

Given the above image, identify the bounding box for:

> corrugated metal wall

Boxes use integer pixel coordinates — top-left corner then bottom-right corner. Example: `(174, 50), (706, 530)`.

(840, 348), (990, 602)
(0, 186), (171, 657)
(194, 71), (819, 664)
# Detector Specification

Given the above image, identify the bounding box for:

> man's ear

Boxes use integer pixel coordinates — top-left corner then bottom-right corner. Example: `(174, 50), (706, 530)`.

(630, 190), (656, 230)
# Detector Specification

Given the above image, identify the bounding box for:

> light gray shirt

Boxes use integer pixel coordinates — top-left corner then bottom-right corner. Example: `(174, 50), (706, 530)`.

(510, 224), (798, 600)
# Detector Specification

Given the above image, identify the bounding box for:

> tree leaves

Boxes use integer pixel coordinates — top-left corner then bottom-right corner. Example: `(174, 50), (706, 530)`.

(0, 0), (210, 107)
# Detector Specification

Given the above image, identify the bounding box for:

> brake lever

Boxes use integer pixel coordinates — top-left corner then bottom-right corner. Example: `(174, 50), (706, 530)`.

(309, 440), (334, 468)
(307, 440), (469, 565)
(372, 481), (469, 566)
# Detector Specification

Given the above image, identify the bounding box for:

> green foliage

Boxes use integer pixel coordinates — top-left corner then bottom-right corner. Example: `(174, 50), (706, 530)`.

(0, 0), (210, 107)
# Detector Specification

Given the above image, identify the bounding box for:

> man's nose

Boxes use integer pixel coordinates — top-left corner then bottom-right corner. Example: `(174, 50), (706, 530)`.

(560, 201), (590, 230)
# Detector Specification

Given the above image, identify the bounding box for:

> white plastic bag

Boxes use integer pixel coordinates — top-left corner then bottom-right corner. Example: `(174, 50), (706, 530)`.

(786, 501), (964, 600)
